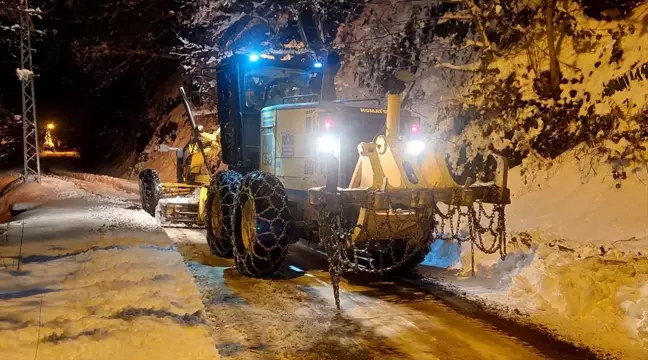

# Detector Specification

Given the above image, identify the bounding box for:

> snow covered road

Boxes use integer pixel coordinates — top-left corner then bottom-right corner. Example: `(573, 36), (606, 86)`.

(169, 228), (598, 359)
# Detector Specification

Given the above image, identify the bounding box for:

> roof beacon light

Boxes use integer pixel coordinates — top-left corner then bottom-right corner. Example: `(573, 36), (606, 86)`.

(314, 62), (323, 68)
(249, 53), (260, 62)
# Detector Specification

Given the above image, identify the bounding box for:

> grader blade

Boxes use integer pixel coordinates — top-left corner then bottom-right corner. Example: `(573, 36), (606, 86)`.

(155, 185), (208, 228)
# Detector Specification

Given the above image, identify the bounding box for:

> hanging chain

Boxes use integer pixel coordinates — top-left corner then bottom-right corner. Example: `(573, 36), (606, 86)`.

(318, 210), (345, 310)
(315, 186), (508, 309)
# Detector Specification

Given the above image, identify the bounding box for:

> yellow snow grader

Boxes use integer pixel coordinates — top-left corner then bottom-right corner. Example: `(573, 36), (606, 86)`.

(138, 87), (221, 227)
(140, 51), (511, 279)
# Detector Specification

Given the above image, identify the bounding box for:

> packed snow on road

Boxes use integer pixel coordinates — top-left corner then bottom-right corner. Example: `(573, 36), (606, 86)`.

(0, 172), (218, 360)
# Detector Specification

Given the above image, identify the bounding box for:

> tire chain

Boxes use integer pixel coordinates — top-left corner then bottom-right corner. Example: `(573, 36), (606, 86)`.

(139, 169), (161, 216)
(206, 171), (241, 258)
(232, 171), (292, 278)
(316, 187), (507, 309)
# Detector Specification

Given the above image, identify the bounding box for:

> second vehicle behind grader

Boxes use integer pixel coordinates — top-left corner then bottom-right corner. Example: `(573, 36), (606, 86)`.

(139, 52), (511, 297)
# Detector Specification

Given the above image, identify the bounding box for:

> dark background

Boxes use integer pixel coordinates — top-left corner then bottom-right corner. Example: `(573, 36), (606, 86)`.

(0, 0), (183, 169)
(0, 0), (635, 170)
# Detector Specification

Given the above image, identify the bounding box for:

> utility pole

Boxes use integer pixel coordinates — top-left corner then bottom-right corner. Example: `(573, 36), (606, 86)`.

(19, 0), (41, 183)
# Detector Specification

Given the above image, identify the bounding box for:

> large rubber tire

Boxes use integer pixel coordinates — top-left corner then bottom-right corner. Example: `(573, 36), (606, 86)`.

(233, 171), (292, 278)
(205, 171), (242, 258)
(343, 204), (430, 273)
(139, 169), (161, 216)
(367, 244), (429, 274)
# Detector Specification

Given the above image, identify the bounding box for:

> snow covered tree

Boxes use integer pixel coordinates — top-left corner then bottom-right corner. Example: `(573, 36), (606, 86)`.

(335, 0), (648, 176)
(172, 0), (363, 101)
(0, 105), (22, 166)
(0, 0), (21, 48)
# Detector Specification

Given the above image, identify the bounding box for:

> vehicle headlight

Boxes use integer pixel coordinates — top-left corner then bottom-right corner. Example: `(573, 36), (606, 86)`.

(317, 136), (337, 153)
(407, 140), (425, 155)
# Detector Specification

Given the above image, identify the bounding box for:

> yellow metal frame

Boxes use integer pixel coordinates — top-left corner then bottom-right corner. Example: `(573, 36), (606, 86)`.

(310, 93), (510, 244)
(155, 128), (220, 226)
(160, 183), (201, 196)
(197, 187), (208, 223)
(184, 129), (221, 186)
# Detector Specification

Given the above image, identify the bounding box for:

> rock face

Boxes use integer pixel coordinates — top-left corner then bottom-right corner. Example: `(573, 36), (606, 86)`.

(123, 103), (221, 182)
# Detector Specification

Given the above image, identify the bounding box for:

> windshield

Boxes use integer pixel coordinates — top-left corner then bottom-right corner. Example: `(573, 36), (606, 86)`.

(243, 67), (312, 111)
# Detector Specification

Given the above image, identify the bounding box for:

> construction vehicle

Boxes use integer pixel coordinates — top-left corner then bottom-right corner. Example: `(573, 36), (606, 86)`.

(140, 51), (511, 277)
(138, 88), (221, 227)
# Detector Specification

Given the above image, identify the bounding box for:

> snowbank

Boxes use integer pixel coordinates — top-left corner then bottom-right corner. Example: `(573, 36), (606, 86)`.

(50, 170), (140, 198)
(423, 148), (648, 359)
(0, 172), (142, 224)
(0, 196), (218, 359)
(40, 150), (81, 159)
(0, 175), (90, 223)
(506, 147), (648, 246)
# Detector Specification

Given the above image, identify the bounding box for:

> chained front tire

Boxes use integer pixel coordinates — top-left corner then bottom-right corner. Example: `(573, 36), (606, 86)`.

(368, 244), (429, 273)
(139, 169), (161, 216)
(233, 171), (291, 277)
(205, 171), (241, 258)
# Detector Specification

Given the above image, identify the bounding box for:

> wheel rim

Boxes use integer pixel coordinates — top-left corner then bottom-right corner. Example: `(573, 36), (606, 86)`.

(210, 193), (222, 234)
(241, 196), (257, 250)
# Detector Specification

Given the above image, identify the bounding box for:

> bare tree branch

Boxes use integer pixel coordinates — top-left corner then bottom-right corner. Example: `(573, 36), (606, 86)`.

(438, 11), (472, 24)
(436, 61), (481, 71)
(463, 0), (493, 51)
(547, 0), (562, 97)
(85, 48), (178, 59)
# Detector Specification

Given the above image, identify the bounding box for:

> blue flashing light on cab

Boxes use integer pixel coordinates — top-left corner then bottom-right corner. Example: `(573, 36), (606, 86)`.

(248, 53), (260, 62)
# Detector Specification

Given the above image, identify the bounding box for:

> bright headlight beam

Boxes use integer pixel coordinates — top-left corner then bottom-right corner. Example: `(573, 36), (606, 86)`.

(317, 136), (336, 153)
(407, 140), (425, 155)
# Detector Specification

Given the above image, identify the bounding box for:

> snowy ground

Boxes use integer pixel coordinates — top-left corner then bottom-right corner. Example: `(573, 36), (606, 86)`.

(421, 149), (648, 359)
(0, 175), (218, 360)
(1, 165), (645, 359)
(0, 170), (139, 223)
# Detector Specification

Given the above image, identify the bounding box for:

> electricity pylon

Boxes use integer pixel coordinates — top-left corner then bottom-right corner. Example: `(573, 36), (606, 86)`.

(19, 0), (41, 183)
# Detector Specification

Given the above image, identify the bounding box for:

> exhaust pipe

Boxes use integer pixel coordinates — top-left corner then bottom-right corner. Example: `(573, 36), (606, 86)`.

(320, 52), (341, 102)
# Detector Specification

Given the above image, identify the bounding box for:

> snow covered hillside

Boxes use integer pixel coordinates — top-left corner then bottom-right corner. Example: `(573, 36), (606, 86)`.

(422, 147), (648, 359)
(506, 146), (647, 246)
